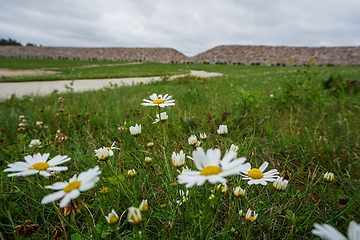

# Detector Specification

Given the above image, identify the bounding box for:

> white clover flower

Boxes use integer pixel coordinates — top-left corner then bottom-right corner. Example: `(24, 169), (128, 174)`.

(178, 147), (247, 188)
(4, 153), (70, 177)
(153, 112), (168, 124)
(324, 172), (335, 182)
(172, 150), (186, 167)
(273, 177), (289, 190)
(41, 166), (101, 207)
(200, 133), (207, 140)
(240, 162), (279, 185)
(127, 207), (142, 225)
(233, 186), (245, 197)
(18, 122), (27, 127)
(29, 139), (42, 148)
(36, 121), (43, 126)
(105, 209), (119, 225)
(176, 190), (189, 205)
(312, 221), (360, 240)
(139, 200), (149, 212)
(94, 147), (111, 161)
(245, 209), (258, 222)
(217, 125), (228, 135)
(188, 135), (197, 146)
(141, 93), (175, 108)
(129, 124), (141, 137)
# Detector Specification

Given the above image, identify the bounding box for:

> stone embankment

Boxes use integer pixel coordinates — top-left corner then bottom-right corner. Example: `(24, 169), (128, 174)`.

(1, 45), (359, 66)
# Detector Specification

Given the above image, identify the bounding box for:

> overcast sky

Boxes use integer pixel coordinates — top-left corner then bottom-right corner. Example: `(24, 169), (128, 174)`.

(1, 0), (359, 56)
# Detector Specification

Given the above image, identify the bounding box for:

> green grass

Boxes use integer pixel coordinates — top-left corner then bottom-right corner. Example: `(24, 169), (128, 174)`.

(0, 62), (359, 239)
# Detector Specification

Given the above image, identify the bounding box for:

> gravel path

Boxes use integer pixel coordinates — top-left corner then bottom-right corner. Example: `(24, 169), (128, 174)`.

(0, 70), (222, 100)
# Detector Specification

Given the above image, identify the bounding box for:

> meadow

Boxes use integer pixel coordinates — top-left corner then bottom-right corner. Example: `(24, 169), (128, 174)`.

(0, 58), (360, 239)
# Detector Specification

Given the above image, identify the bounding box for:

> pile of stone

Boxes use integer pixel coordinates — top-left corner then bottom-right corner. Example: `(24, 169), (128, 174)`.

(1, 45), (359, 66)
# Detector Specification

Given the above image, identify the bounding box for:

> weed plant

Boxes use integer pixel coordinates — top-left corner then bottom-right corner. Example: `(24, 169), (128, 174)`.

(0, 65), (359, 239)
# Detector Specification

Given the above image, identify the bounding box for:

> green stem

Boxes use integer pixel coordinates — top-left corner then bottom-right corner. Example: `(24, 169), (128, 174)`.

(246, 223), (252, 240)
(77, 198), (100, 240)
(51, 203), (92, 240)
(258, 191), (278, 212)
(105, 159), (133, 204)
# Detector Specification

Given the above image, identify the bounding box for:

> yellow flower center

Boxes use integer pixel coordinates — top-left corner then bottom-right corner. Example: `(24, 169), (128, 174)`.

(63, 181), (81, 193)
(248, 168), (263, 179)
(106, 147), (111, 150)
(140, 205), (149, 212)
(109, 216), (119, 225)
(249, 216), (255, 222)
(29, 162), (49, 171)
(153, 98), (164, 104)
(200, 166), (223, 176)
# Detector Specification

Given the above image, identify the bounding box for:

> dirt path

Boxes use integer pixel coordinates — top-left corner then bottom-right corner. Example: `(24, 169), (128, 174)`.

(0, 70), (222, 100)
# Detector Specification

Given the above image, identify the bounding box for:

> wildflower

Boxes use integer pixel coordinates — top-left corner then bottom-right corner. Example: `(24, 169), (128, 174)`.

(19, 115), (25, 120)
(188, 135), (197, 146)
(14, 219), (40, 238)
(36, 121), (43, 126)
(144, 157), (152, 163)
(245, 209), (258, 223)
(312, 220), (360, 240)
(105, 209), (119, 225)
(270, 94), (274, 98)
(225, 144), (239, 159)
(127, 207), (142, 225)
(18, 122), (27, 127)
(194, 141), (201, 147)
(58, 97), (64, 103)
(94, 147), (110, 161)
(200, 133), (207, 140)
(208, 194), (215, 200)
(29, 139), (42, 148)
(241, 161), (279, 185)
(130, 124), (141, 137)
(217, 182), (228, 193)
(324, 172), (335, 182)
(153, 112), (168, 124)
(176, 190), (189, 205)
(105, 141), (120, 154)
(172, 150), (186, 167)
(41, 166), (101, 208)
(100, 187), (110, 195)
(141, 93), (175, 108)
(58, 199), (81, 216)
(217, 125), (228, 135)
(239, 210), (244, 216)
(177, 166), (191, 174)
(178, 147), (247, 188)
(273, 177), (289, 190)
(233, 186), (245, 197)
(128, 169), (137, 177)
(4, 153), (70, 177)
(146, 142), (154, 148)
(139, 200), (149, 212)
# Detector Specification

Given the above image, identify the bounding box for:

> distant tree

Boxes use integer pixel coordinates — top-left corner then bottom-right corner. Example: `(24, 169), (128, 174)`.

(26, 43), (37, 46)
(0, 38), (22, 46)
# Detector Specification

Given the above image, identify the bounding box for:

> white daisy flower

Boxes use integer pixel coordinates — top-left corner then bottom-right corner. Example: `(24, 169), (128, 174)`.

(127, 207), (142, 225)
(29, 139), (42, 148)
(4, 153), (70, 177)
(217, 182), (228, 193)
(324, 172), (335, 182)
(153, 112), (168, 124)
(200, 133), (207, 140)
(94, 142), (119, 157)
(241, 161), (279, 185)
(127, 169), (137, 177)
(225, 144), (239, 159)
(141, 93), (175, 108)
(94, 147), (111, 161)
(194, 141), (201, 147)
(139, 199), (149, 212)
(273, 177), (289, 191)
(129, 124), (141, 137)
(178, 147), (247, 188)
(217, 125), (228, 135)
(172, 150), (186, 167)
(41, 166), (101, 207)
(105, 209), (119, 225)
(233, 186), (245, 197)
(176, 190), (189, 205)
(312, 221), (360, 240)
(245, 209), (258, 222)
(188, 135), (197, 146)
